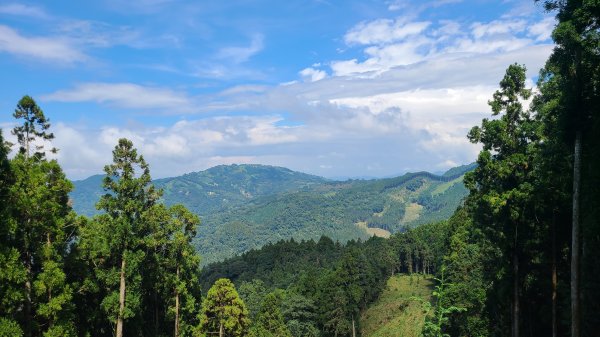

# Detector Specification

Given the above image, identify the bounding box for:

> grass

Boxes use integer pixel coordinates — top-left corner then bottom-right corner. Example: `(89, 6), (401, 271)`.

(360, 274), (433, 337)
(402, 203), (423, 223)
(431, 176), (464, 196)
(356, 221), (391, 238)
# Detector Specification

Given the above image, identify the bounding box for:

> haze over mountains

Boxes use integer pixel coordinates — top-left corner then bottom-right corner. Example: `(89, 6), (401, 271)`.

(71, 163), (474, 264)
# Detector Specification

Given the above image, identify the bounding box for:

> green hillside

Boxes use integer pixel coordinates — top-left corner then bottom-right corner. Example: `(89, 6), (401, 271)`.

(71, 163), (473, 264)
(196, 166), (472, 264)
(71, 164), (327, 217)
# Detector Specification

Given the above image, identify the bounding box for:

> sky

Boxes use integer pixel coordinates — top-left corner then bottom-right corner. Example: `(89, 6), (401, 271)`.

(0, 0), (556, 180)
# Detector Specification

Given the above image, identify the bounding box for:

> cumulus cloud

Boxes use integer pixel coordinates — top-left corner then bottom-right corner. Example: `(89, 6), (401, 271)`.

(30, 115), (309, 179)
(22, 2), (558, 180)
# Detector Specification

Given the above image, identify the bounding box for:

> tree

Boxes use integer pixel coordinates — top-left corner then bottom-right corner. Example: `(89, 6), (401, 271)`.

(280, 292), (320, 337)
(534, 1), (600, 335)
(90, 138), (161, 337)
(0, 130), (25, 337)
(466, 63), (539, 337)
(248, 292), (292, 337)
(11, 95), (56, 159)
(162, 205), (201, 337)
(199, 278), (249, 337)
(7, 97), (76, 337)
(415, 267), (465, 337)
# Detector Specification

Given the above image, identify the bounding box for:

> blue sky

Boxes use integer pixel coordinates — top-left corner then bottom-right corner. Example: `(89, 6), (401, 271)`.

(0, 0), (555, 179)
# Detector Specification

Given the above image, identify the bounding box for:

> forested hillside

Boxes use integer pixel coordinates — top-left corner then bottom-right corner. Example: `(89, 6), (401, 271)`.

(71, 163), (471, 264)
(196, 165), (471, 263)
(71, 164), (327, 217)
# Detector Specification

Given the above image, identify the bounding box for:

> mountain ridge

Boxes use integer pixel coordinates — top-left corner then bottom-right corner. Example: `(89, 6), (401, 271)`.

(70, 163), (474, 264)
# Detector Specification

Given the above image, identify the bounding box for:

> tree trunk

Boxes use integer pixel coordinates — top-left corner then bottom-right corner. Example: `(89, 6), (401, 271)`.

(552, 214), (557, 337)
(512, 226), (519, 337)
(116, 257), (126, 337)
(219, 321), (223, 337)
(571, 130), (582, 337)
(174, 265), (180, 337)
(352, 317), (356, 337)
(25, 256), (32, 337)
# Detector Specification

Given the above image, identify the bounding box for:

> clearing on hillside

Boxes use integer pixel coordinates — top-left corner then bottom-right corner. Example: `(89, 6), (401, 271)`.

(361, 274), (433, 337)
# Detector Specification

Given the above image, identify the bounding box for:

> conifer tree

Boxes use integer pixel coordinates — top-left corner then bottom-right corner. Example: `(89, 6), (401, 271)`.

(465, 64), (538, 337)
(199, 278), (249, 337)
(89, 138), (161, 337)
(248, 292), (292, 337)
(6, 97), (75, 337)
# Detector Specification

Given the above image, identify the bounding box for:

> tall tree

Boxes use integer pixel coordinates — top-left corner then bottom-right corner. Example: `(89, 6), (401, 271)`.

(536, 1), (600, 334)
(11, 95), (56, 159)
(163, 204), (201, 337)
(465, 64), (538, 337)
(6, 97), (76, 337)
(92, 138), (161, 337)
(0, 129), (25, 337)
(199, 278), (249, 337)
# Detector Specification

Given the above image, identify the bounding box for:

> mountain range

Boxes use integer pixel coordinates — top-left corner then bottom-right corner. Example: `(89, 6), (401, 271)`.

(70, 163), (475, 264)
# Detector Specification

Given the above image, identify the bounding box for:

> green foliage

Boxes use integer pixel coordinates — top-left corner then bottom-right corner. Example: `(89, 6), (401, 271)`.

(71, 164), (472, 265)
(196, 168), (470, 264)
(76, 138), (202, 336)
(415, 267), (465, 337)
(0, 317), (23, 337)
(11, 95), (56, 159)
(249, 292), (292, 337)
(72, 164), (327, 217)
(4, 98), (77, 337)
(199, 278), (249, 337)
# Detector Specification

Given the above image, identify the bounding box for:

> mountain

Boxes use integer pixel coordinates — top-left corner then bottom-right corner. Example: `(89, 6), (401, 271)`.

(70, 164), (328, 217)
(195, 166), (471, 264)
(70, 163), (473, 265)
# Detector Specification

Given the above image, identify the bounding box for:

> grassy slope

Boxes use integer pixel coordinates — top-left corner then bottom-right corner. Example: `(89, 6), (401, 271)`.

(361, 274), (433, 337)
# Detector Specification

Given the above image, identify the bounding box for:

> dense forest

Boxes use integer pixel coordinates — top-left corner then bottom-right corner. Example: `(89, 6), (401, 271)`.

(1, 0), (600, 337)
(70, 161), (471, 265)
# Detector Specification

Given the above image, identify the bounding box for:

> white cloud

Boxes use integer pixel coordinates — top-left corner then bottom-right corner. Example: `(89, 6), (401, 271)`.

(56, 20), (145, 48)
(470, 19), (527, 39)
(217, 34), (264, 64)
(42, 83), (194, 111)
(344, 18), (431, 45)
(528, 16), (555, 41)
(29, 115), (310, 179)
(299, 67), (327, 82)
(329, 16), (555, 76)
(0, 3), (50, 19)
(0, 3), (49, 18)
(0, 25), (86, 63)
